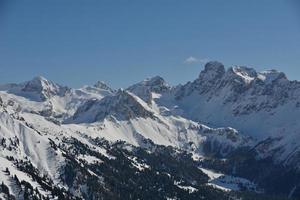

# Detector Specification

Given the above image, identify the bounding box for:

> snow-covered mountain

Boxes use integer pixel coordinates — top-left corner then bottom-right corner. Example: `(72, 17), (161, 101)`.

(170, 61), (300, 141)
(0, 77), (114, 120)
(0, 62), (299, 199)
(142, 61), (300, 165)
(127, 76), (171, 104)
(0, 76), (70, 102)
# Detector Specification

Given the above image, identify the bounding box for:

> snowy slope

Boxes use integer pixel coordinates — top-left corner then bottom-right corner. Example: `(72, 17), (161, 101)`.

(64, 89), (251, 155)
(199, 168), (260, 192)
(0, 105), (66, 198)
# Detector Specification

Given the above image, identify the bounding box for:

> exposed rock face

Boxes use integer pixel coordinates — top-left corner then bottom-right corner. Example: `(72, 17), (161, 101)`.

(175, 61), (226, 98)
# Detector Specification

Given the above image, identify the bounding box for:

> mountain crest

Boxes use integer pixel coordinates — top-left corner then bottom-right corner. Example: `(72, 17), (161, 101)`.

(131, 76), (170, 93)
(21, 76), (69, 101)
(199, 61), (225, 80)
(143, 76), (170, 92)
(228, 66), (257, 84)
(258, 70), (287, 84)
(127, 76), (170, 104)
(94, 81), (114, 92)
(69, 89), (155, 123)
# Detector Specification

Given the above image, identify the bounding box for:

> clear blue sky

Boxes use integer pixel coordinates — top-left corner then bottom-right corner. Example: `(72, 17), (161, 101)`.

(0, 0), (300, 88)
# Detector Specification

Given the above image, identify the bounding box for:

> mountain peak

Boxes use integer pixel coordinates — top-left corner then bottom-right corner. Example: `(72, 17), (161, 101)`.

(21, 76), (69, 101)
(145, 75), (165, 83)
(26, 76), (49, 87)
(226, 66), (258, 84)
(258, 70), (287, 84)
(142, 76), (170, 92)
(204, 61), (225, 71)
(94, 81), (113, 91)
(32, 75), (46, 81)
(199, 61), (225, 80)
(22, 76), (52, 92)
(231, 66), (257, 77)
(127, 76), (170, 104)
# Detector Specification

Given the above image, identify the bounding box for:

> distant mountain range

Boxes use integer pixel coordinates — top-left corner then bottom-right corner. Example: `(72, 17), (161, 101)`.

(0, 61), (299, 199)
